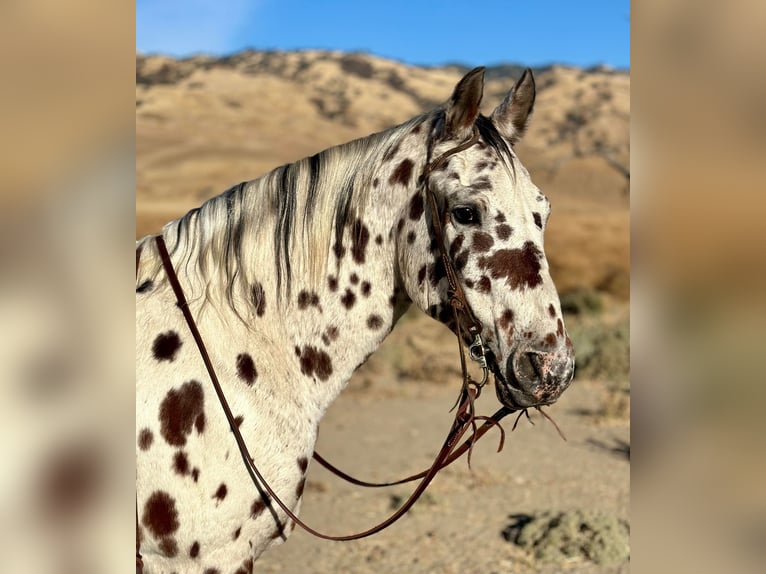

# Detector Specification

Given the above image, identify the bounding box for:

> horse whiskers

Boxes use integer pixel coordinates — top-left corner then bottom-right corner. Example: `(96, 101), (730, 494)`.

(463, 412), (508, 470)
(536, 406), (567, 442)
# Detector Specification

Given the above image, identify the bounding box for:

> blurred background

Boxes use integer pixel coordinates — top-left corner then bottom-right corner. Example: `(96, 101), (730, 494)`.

(0, 0), (763, 573)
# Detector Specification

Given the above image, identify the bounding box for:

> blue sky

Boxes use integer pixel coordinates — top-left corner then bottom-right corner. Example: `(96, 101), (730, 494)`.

(137, 1), (630, 69)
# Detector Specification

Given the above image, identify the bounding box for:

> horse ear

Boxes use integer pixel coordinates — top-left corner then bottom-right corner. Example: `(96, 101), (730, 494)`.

(443, 66), (485, 139)
(491, 68), (536, 143)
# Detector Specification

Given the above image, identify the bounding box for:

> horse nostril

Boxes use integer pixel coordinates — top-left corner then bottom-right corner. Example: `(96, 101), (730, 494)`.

(516, 352), (538, 383)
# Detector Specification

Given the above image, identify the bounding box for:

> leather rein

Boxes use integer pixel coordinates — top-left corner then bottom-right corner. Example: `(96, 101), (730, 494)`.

(136, 128), (515, 570)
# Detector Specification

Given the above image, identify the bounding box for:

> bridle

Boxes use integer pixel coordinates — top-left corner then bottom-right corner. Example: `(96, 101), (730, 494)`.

(136, 127), (516, 571)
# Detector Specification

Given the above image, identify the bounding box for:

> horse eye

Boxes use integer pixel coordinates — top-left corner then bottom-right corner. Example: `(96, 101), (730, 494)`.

(451, 206), (479, 225)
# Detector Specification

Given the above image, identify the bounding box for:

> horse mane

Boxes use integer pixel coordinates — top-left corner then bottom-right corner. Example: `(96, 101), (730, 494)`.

(146, 112), (433, 322)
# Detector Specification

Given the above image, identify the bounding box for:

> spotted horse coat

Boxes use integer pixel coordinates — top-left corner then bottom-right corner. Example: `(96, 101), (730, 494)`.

(136, 67), (575, 573)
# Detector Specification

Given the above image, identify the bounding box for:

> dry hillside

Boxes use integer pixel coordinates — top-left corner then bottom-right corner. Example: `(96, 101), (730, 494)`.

(136, 50), (629, 299)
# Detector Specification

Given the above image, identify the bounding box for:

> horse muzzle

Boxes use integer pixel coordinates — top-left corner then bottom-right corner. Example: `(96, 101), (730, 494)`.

(495, 342), (575, 409)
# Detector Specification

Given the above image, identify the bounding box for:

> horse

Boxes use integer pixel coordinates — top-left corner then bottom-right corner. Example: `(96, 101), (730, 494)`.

(136, 66), (575, 573)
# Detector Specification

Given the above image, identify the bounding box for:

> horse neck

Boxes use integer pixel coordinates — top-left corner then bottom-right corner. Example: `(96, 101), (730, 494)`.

(154, 119), (431, 421)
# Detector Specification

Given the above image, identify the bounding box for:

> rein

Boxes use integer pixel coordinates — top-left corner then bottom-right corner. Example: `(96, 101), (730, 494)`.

(136, 129), (514, 569)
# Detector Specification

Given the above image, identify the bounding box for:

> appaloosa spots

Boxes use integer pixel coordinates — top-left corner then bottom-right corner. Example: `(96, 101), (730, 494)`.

(232, 526), (242, 540)
(251, 498), (267, 518)
(172, 451), (190, 476)
(142, 490), (179, 539)
(499, 309), (515, 331)
(361, 281), (371, 296)
(340, 288), (356, 309)
(472, 231), (494, 253)
(478, 242), (543, 290)
(203, 569), (220, 574)
(251, 283), (266, 317)
(298, 346), (334, 381)
(477, 276), (492, 293)
(213, 483), (227, 503)
(548, 304), (556, 318)
(449, 234), (465, 257)
(533, 212), (543, 229)
(496, 213), (507, 223)
(321, 325), (340, 346)
(557, 318), (564, 336)
(152, 331), (182, 362)
(236, 353), (258, 386)
(136, 279), (153, 293)
(158, 380), (206, 447)
(138, 428), (153, 451)
(297, 290), (321, 310)
(350, 273), (359, 285)
(375, 234), (383, 245)
(495, 224), (512, 240)
(295, 477), (306, 499)
(407, 230), (416, 244)
(351, 218), (371, 264)
(327, 275), (338, 291)
(471, 177), (492, 191)
(408, 192), (425, 220)
(189, 541), (200, 559)
(390, 158), (414, 186)
(234, 558), (254, 574)
(417, 265), (427, 286)
(159, 537), (178, 557)
(367, 315), (384, 330)
(297, 456), (308, 474)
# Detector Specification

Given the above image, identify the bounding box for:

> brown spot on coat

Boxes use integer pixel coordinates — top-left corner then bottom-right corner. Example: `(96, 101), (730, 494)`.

(321, 325), (340, 346)
(367, 315), (384, 330)
(159, 380), (205, 447)
(136, 279), (153, 293)
(495, 213), (506, 223)
(449, 234), (465, 257)
(533, 212), (542, 229)
(234, 558), (254, 574)
(390, 158), (414, 186)
(361, 281), (371, 296)
(203, 569), (220, 574)
(159, 537), (178, 557)
(298, 346), (334, 381)
(477, 276), (491, 293)
(236, 353), (257, 385)
(471, 177), (492, 191)
(557, 319), (564, 336)
(142, 490), (179, 538)
(297, 456), (308, 473)
(407, 230), (416, 244)
(472, 231), (494, 253)
(351, 218), (371, 264)
(296, 477), (306, 499)
(495, 224), (512, 240)
(152, 331), (182, 362)
(548, 304), (556, 318)
(251, 498), (267, 518)
(189, 541), (200, 558)
(478, 242), (543, 290)
(341, 289), (356, 309)
(233, 526), (242, 540)
(251, 283), (266, 317)
(234, 415), (244, 428)
(213, 483), (227, 502)
(417, 265), (427, 285)
(408, 192), (424, 220)
(350, 273), (359, 285)
(375, 234), (383, 245)
(298, 290), (321, 310)
(173, 451), (189, 476)
(499, 309), (514, 331)
(191, 468), (199, 482)
(138, 428), (153, 451)
(328, 275), (338, 291)
(544, 333), (557, 347)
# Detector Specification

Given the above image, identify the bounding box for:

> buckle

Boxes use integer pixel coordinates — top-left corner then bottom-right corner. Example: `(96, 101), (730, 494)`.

(467, 331), (490, 387)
